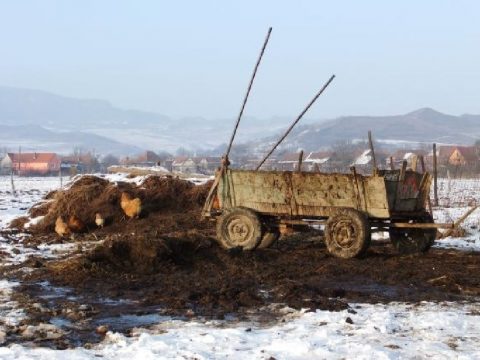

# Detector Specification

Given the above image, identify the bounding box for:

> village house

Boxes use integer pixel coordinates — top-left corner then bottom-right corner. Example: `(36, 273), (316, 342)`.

(239, 157), (277, 170)
(277, 152), (306, 171)
(61, 152), (100, 175)
(387, 149), (428, 170)
(350, 148), (389, 174)
(119, 151), (175, 171)
(274, 151), (334, 172)
(129, 151), (162, 166)
(437, 145), (479, 166)
(171, 156), (222, 175)
(0, 152), (61, 176)
(304, 151), (332, 171)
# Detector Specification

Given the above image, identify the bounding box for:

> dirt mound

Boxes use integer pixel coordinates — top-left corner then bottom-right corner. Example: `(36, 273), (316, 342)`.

(20, 175), (212, 235)
(86, 233), (214, 274)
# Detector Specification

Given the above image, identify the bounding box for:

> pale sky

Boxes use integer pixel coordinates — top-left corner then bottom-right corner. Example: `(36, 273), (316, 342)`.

(1, 0), (479, 119)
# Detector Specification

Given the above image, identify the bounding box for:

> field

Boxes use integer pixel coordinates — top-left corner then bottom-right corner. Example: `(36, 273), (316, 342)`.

(0, 175), (479, 359)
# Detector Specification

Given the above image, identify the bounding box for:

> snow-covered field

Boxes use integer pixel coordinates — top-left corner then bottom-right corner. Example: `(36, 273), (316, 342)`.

(0, 175), (479, 359)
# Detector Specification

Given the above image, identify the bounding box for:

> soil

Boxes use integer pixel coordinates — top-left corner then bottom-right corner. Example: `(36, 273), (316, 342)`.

(1, 236), (478, 349)
(2, 175), (480, 349)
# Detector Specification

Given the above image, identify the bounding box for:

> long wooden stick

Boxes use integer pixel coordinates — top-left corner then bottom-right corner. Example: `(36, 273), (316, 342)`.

(256, 74), (336, 170)
(225, 27), (272, 159)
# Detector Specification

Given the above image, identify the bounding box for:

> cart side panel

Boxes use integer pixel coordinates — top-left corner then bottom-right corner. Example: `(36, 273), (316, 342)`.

(218, 170), (391, 219)
(218, 170), (293, 214)
(291, 172), (358, 216)
(363, 176), (390, 218)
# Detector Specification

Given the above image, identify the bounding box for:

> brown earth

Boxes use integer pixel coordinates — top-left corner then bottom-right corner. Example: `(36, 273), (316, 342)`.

(19, 235), (480, 320)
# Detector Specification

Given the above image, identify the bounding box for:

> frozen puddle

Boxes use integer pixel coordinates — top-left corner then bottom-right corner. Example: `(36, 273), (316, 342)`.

(0, 280), (25, 345)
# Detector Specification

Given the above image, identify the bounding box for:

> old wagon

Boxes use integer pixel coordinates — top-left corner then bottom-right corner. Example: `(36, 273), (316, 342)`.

(202, 166), (445, 258)
(202, 28), (454, 258)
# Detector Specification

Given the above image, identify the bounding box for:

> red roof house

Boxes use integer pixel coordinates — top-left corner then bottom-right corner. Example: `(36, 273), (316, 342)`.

(3, 152), (61, 175)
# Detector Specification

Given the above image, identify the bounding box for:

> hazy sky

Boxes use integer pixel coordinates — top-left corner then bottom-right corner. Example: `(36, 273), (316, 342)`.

(1, 0), (479, 119)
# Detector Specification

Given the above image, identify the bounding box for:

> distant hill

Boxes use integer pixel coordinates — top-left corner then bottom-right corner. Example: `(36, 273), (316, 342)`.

(246, 108), (480, 154)
(0, 124), (141, 156)
(0, 86), (289, 153)
(1, 86), (479, 156)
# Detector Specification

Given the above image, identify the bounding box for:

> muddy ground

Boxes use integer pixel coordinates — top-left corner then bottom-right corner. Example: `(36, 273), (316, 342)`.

(2, 233), (480, 349)
(1, 175), (479, 349)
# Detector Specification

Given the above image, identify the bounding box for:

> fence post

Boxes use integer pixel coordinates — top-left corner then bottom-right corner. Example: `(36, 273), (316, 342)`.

(433, 143), (438, 206)
(10, 170), (16, 198)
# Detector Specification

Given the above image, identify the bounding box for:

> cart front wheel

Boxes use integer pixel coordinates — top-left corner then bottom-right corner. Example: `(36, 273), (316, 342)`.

(389, 214), (436, 254)
(325, 209), (370, 259)
(216, 207), (263, 250)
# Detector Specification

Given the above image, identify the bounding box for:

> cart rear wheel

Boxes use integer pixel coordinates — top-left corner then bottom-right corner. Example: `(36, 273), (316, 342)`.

(389, 214), (436, 254)
(216, 207), (263, 250)
(325, 209), (370, 259)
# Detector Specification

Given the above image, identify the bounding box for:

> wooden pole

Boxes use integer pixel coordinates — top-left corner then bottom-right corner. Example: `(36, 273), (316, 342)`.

(256, 75), (336, 170)
(418, 155), (433, 214)
(433, 143), (438, 206)
(10, 169), (16, 198)
(400, 160), (407, 181)
(411, 155), (418, 172)
(225, 27), (272, 160)
(18, 146), (21, 177)
(419, 155), (426, 173)
(368, 130), (377, 174)
(297, 150), (304, 172)
(389, 156), (395, 170)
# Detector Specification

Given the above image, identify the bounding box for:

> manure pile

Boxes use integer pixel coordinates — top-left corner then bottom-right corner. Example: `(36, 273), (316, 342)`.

(23, 175), (213, 236)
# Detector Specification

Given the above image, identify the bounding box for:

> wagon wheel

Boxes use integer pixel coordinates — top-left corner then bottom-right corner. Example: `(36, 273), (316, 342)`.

(325, 209), (370, 259)
(216, 207), (263, 250)
(389, 213), (436, 254)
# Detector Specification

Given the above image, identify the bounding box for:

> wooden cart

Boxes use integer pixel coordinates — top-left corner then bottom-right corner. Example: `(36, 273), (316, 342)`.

(203, 166), (451, 258)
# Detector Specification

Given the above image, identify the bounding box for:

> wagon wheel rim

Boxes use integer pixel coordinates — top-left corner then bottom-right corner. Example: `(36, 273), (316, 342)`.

(330, 219), (357, 249)
(226, 215), (255, 245)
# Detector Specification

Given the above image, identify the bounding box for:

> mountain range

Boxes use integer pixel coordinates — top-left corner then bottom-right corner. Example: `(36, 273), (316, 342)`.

(254, 108), (480, 153)
(0, 86), (289, 155)
(0, 86), (479, 156)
